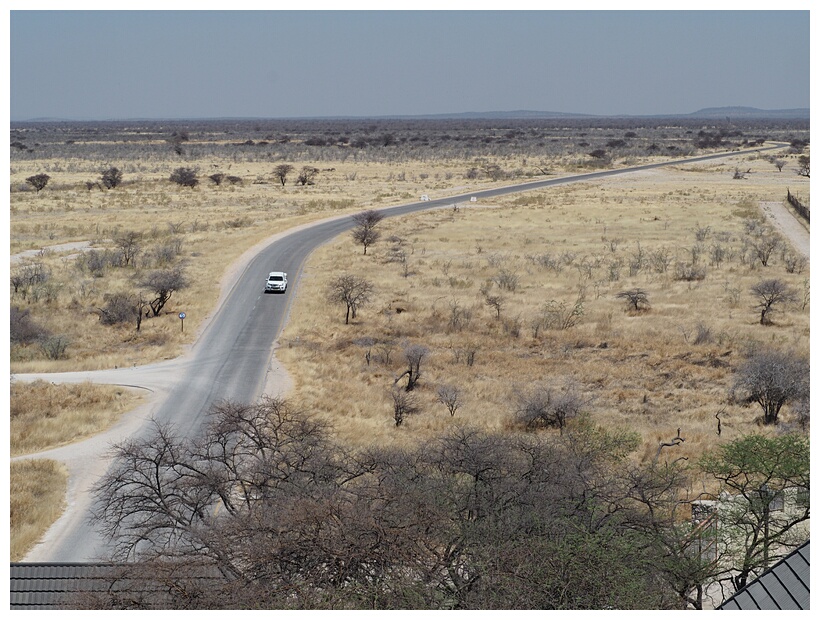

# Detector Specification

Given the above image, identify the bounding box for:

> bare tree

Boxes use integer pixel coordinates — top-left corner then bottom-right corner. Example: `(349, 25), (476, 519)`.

(395, 343), (429, 391)
(91, 397), (336, 563)
(141, 267), (189, 317)
(114, 231), (142, 267)
(98, 292), (148, 330)
(747, 232), (780, 267)
(436, 384), (463, 417)
(326, 274), (373, 324)
(39, 335), (70, 360)
(540, 291), (585, 332)
(482, 287), (505, 319)
(772, 159), (786, 172)
(616, 288), (650, 312)
(351, 209), (385, 255)
(731, 348), (809, 425)
(10, 305), (50, 345)
(296, 166), (320, 186)
(170, 167), (198, 188)
(513, 383), (584, 433)
(101, 167), (123, 189)
(10, 262), (50, 298)
(750, 278), (797, 325)
(25, 173), (50, 192)
(85, 396), (698, 609)
(390, 387), (420, 426)
(273, 164), (294, 186)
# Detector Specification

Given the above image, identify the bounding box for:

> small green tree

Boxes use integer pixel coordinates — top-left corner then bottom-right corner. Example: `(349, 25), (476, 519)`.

(699, 434), (810, 593)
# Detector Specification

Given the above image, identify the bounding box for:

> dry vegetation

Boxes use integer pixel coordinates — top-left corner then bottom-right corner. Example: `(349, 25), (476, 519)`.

(9, 117), (809, 561)
(10, 380), (142, 456)
(277, 151), (810, 460)
(10, 459), (68, 561)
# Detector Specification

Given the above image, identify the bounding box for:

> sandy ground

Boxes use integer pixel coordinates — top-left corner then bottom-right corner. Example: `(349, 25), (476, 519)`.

(10, 240), (96, 264)
(758, 201), (809, 259)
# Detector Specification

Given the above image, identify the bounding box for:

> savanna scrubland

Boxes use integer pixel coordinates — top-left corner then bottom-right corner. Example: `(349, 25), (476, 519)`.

(9, 118), (810, 607)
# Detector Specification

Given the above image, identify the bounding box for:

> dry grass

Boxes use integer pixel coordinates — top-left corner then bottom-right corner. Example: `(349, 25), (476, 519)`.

(10, 459), (68, 561)
(10, 380), (143, 456)
(10, 156), (581, 373)
(277, 151), (809, 459)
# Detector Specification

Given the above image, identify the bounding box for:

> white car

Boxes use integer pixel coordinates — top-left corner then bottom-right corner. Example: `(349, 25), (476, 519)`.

(264, 271), (288, 293)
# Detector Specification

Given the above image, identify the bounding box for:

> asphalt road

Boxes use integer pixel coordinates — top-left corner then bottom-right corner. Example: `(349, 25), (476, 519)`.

(16, 144), (789, 562)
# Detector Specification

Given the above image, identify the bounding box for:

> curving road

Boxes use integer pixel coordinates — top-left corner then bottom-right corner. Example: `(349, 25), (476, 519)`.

(16, 144), (789, 562)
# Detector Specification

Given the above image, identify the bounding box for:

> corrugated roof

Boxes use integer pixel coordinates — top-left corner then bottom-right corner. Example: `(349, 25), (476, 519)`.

(10, 563), (115, 609)
(719, 541), (810, 610)
(10, 561), (224, 609)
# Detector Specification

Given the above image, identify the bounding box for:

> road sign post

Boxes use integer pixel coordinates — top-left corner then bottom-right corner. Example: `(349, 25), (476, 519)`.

(179, 312), (186, 332)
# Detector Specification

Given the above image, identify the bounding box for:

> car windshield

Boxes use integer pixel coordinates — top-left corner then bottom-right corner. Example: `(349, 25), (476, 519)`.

(269, 276), (283, 281)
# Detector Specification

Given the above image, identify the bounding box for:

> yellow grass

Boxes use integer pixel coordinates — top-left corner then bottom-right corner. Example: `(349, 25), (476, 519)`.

(277, 151), (809, 458)
(10, 156), (574, 372)
(10, 380), (143, 456)
(10, 459), (67, 561)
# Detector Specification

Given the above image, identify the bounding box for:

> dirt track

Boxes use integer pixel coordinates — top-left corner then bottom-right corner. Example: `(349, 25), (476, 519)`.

(758, 200), (810, 259)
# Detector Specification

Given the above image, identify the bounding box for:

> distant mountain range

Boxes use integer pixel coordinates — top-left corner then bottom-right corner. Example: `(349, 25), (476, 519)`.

(402, 107), (809, 120)
(16, 106), (809, 123)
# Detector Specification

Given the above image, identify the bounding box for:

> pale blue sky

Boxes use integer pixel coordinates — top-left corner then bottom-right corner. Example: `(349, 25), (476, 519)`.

(9, 9), (811, 121)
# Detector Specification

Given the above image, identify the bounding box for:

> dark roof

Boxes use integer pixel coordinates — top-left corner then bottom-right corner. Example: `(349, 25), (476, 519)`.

(10, 563), (116, 609)
(10, 561), (224, 609)
(719, 541), (810, 610)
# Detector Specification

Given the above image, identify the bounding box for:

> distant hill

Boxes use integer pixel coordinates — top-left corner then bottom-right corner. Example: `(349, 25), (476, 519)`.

(13, 107), (809, 123)
(687, 106), (809, 119)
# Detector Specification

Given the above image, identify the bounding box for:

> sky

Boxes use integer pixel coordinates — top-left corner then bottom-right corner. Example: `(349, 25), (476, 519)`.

(6, 7), (812, 121)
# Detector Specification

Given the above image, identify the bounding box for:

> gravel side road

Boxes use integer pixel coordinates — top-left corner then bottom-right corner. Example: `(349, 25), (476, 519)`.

(759, 200), (810, 260)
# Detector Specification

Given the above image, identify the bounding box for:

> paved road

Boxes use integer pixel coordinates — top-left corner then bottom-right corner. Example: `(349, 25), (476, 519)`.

(16, 143), (790, 562)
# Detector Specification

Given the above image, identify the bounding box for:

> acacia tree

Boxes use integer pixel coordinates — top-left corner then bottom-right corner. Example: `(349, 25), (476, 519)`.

(797, 155), (809, 178)
(87, 402), (691, 610)
(101, 167), (123, 189)
(436, 384), (463, 417)
(624, 461), (721, 610)
(170, 167), (198, 188)
(351, 209), (385, 255)
(390, 387), (420, 426)
(513, 383), (583, 433)
(616, 288), (650, 312)
(141, 267), (189, 316)
(751, 278), (797, 325)
(296, 166), (320, 186)
(394, 343), (429, 391)
(273, 164), (294, 186)
(98, 293), (149, 330)
(10, 305), (50, 345)
(26, 173), (50, 192)
(114, 231), (142, 267)
(731, 348), (809, 425)
(326, 274), (373, 324)
(699, 434), (810, 593)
